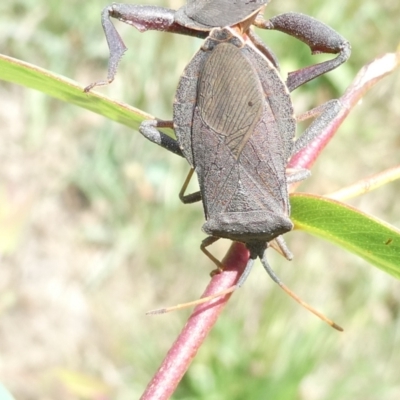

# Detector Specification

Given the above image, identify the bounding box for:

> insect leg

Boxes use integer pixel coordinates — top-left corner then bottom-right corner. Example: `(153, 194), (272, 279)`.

(201, 236), (224, 275)
(286, 168), (311, 184)
(179, 168), (202, 204)
(139, 119), (183, 157)
(200, 237), (256, 286)
(293, 99), (342, 155)
(84, 4), (208, 91)
(254, 13), (351, 92)
(141, 121), (201, 203)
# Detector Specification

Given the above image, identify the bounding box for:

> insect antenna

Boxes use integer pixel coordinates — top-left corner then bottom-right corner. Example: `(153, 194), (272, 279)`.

(260, 251), (343, 331)
(269, 236), (293, 260)
(146, 287), (237, 315)
(146, 258), (255, 315)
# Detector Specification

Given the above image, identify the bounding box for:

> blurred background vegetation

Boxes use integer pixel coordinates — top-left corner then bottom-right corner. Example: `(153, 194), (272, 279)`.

(0, 0), (400, 399)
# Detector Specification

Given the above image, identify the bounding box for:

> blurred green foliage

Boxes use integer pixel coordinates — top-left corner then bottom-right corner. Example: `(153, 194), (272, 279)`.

(0, 0), (400, 399)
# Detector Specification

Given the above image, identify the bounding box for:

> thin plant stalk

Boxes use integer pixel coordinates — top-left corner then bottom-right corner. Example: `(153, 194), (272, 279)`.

(141, 50), (400, 400)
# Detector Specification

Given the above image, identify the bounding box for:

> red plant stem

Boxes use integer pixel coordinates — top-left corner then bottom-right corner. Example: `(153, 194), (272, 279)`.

(289, 52), (400, 171)
(141, 51), (400, 400)
(140, 242), (249, 400)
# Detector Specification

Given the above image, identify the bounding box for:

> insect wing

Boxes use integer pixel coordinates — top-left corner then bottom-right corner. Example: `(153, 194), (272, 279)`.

(173, 50), (206, 167)
(193, 41), (294, 241)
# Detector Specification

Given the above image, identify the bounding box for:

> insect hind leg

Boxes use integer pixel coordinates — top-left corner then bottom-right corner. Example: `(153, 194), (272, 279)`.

(201, 236), (224, 275)
(179, 168), (202, 204)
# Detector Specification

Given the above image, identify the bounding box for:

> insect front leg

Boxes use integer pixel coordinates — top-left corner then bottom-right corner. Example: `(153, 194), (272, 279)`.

(139, 119), (183, 157)
(85, 4), (208, 91)
(140, 121), (201, 204)
(255, 12), (351, 92)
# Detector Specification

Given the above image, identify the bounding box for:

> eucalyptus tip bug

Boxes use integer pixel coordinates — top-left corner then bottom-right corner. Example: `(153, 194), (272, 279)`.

(85, 1), (350, 330)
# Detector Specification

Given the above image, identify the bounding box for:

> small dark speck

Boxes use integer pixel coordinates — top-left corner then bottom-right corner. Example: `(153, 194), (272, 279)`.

(385, 238), (393, 245)
(248, 101), (253, 107)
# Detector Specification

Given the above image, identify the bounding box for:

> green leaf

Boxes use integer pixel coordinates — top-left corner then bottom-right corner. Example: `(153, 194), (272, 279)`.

(291, 193), (400, 279)
(0, 53), (155, 132)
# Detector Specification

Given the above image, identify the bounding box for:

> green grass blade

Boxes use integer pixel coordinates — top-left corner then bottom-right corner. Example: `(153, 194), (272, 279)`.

(0, 53), (153, 132)
(291, 193), (400, 279)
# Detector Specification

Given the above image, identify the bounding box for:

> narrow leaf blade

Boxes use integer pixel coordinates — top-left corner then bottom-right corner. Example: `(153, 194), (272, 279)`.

(0, 54), (151, 131)
(291, 193), (400, 279)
